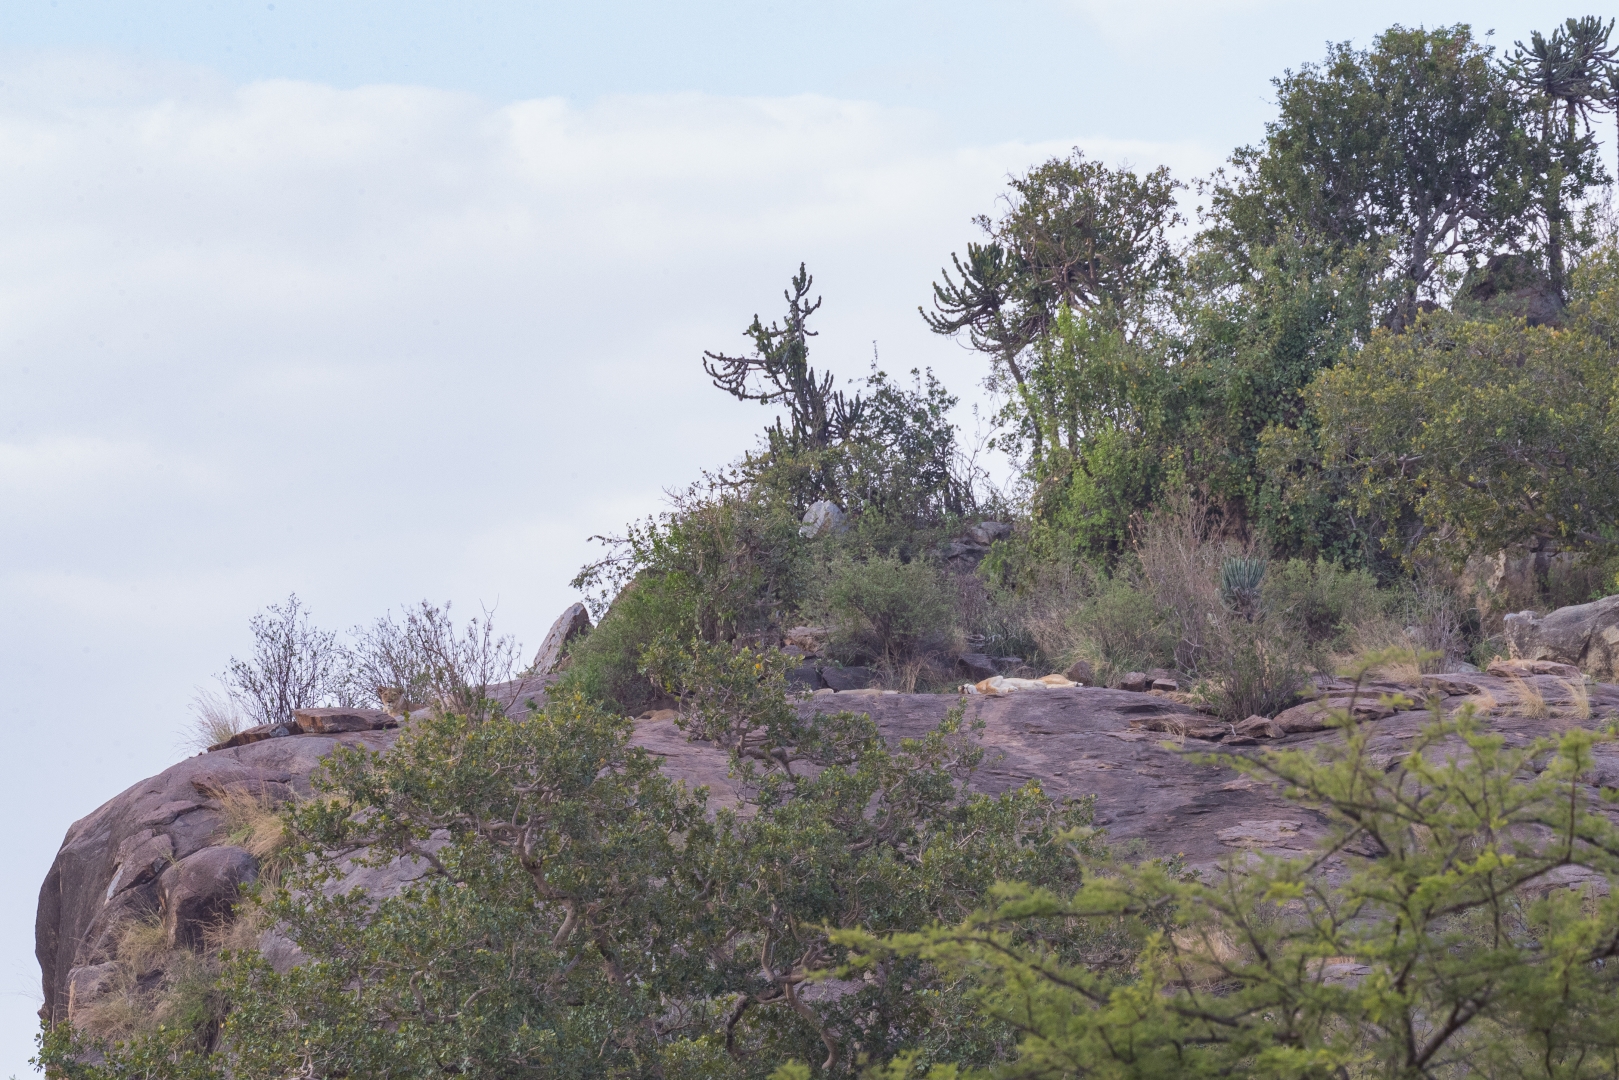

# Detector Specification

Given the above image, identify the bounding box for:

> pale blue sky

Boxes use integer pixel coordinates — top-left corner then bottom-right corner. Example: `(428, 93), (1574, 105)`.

(0, 2), (1597, 1072)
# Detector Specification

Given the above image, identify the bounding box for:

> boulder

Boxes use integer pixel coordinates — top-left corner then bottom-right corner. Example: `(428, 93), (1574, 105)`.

(157, 846), (257, 949)
(1151, 678), (1180, 693)
(786, 662), (824, 692)
(941, 521), (1013, 567)
(799, 501), (847, 539)
(65, 962), (119, 1022)
(1502, 595), (1619, 681)
(1235, 696), (1401, 738)
(1120, 672), (1150, 693)
(293, 707), (396, 734)
(531, 602), (593, 676)
(1454, 253), (1565, 327)
(956, 653), (999, 683)
(35, 726), (399, 1025)
(1488, 656), (1585, 681)
(1063, 659), (1095, 686)
(208, 721), (297, 752)
(820, 666), (873, 692)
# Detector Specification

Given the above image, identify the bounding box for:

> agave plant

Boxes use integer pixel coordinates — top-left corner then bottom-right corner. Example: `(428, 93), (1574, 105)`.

(1220, 556), (1268, 622)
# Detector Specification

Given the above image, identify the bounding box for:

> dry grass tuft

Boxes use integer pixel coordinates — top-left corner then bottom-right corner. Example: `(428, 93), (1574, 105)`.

(116, 916), (171, 974)
(216, 785), (290, 866)
(183, 687), (248, 752)
(1561, 678), (1593, 722)
(1507, 677), (1550, 720)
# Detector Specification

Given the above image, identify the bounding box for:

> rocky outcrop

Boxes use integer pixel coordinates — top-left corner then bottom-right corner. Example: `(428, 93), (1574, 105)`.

(799, 501), (847, 539)
(530, 603), (593, 676)
(941, 521), (1012, 567)
(39, 672), (1619, 1026)
(1454, 253), (1564, 327)
(36, 730), (397, 1026)
(1504, 594), (1619, 681)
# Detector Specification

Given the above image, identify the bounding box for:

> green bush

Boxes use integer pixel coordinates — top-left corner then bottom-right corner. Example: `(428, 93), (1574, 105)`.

(1066, 574), (1178, 684)
(1262, 557), (1385, 653)
(560, 577), (691, 715)
(1202, 619), (1306, 721)
(565, 485), (809, 713)
(818, 553), (958, 676)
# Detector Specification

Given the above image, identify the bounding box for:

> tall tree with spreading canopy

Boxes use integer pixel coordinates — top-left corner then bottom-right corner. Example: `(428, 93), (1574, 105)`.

(1211, 25), (1534, 329)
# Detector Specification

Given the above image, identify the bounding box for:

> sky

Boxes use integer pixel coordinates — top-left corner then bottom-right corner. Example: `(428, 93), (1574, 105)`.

(0, 0), (1597, 1071)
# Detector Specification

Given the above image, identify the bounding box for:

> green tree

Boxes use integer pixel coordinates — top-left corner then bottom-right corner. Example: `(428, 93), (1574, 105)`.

(924, 151), (1182, 472)
(1300, 299), (1619, 565)
(1211, 25), (1533, 329)
(1506, 17), (1616, 303)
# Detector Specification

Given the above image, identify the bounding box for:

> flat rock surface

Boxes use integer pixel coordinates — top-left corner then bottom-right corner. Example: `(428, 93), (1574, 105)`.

(39, 674), (1619, 1023)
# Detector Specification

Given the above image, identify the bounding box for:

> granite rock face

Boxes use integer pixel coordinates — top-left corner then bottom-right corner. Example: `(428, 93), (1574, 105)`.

(35, 731), (395, 1026)
(530, 603), (594, 676)
(39, 673), (1619, 1026)
(1504, 594), (1619, 681)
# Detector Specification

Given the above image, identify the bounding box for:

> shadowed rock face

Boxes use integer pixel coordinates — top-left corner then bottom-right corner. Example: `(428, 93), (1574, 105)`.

(38, 676), (1619, 1024)
(35, 731), (395, 1026)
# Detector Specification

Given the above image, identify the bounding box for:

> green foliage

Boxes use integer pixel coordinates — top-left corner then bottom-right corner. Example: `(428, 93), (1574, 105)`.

(1043, 424), (1165, 565)
(567, 483), (810, 711)
(35, 1022), (221, 1080)
(1211, 24), (1532, 320)
(1218, 555), (1267, 619)
(850, 677), (1619, 1078)
(66, 662), (1098, 1078)
(1065, 573), (1178, 685)
(1262, 557), (1386, 652)
(1306, 308), (1619, 564)
(704, 265), (974, 524)
(925, 150), (1182, 473)
(817, 553), (958, 673)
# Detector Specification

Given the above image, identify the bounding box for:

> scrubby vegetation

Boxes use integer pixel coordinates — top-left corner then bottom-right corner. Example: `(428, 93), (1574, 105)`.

(39, 15), (1619, 1080)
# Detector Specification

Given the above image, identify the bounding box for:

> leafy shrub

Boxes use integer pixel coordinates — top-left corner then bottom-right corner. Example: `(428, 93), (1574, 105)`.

(817, 553), (958, 679)
(567, 484), (809, 712)
(1065, 574), (1178, 684)
(1262, 557), (1386, 653)
(558, 576), (690, 716)
(65, 671), (1097, 1078)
